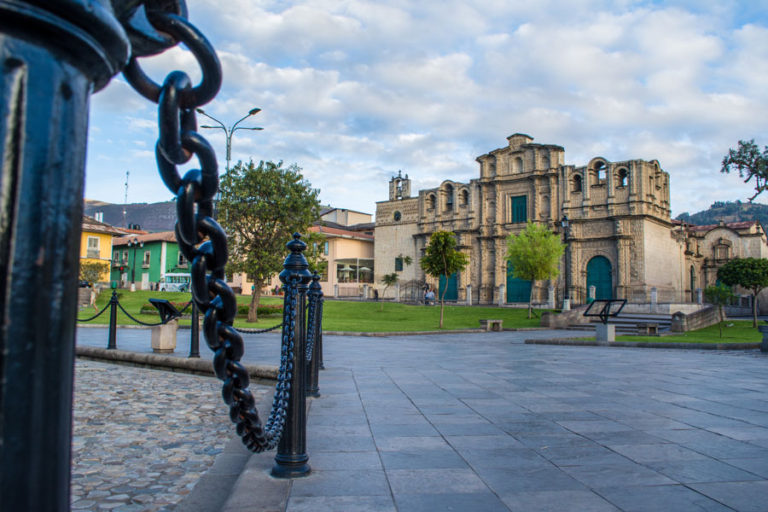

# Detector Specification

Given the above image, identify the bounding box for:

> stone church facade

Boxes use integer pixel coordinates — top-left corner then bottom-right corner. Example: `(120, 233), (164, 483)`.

(374, 133), (768, 306)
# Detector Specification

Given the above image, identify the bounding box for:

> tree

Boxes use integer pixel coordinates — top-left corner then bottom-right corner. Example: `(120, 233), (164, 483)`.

(506, 221), (565, 319)
(219, 160), (321, 322)
(419, 231), (469, 328)
(717, 257), (768, 327)
(721, 140), (768, 202)
(79, 261), (109, 286)
(380, 273), (399, 311)
(704, 283), (735, 338)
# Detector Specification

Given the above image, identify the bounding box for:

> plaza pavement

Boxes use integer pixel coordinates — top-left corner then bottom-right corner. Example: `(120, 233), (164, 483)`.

(77, 326), (768, 511)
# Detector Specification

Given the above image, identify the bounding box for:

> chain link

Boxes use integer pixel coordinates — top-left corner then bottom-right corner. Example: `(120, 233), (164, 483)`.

(121, 4), (290, 453)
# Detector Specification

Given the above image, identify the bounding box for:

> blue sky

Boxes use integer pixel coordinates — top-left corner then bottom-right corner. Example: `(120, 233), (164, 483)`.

(87, 0), (768, 218)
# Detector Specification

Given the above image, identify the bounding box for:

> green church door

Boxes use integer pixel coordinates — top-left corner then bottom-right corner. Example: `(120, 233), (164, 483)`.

(439, 273), (458, 301)
(506, 261), (532, 303)
(586, 256), (612, 300)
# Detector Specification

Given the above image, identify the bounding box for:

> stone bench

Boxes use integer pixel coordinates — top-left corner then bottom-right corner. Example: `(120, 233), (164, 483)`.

(479, 319), (503, 332)
(636, 322), (659, 336)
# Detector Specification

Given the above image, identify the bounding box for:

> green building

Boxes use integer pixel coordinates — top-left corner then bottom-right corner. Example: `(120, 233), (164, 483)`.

(111, 232), (189, 290)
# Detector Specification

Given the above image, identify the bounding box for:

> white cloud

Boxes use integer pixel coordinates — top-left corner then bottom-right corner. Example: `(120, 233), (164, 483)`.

(83, 1), (768, 219)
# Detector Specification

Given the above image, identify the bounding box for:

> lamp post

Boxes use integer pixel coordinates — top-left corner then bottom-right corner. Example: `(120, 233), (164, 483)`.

(195, 107), (262, 173)
(561, 215), (570, 310)
(127, 238), (144, 292)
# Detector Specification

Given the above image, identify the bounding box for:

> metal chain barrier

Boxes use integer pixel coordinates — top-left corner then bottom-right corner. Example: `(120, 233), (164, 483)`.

(236, 323), (284, 334)
(76, 301), (112, 323)
(120, 4), (291, 452)
(116, 302), (165, 327)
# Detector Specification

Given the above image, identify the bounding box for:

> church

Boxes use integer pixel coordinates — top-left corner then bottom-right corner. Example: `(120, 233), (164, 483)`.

(374, 133), (768, 307)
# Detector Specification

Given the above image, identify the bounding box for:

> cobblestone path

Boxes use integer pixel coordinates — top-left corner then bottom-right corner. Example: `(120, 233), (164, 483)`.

(71, 360), (266, 511)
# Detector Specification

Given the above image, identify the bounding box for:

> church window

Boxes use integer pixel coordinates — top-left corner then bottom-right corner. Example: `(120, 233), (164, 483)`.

(444, 184), (454, 212)
(460, 189), (469, 207)
(427, 194), (436, 210)
(617, 168), (628, 188)
(393, 211), (401, 221)
(512, 157), (523, 173)
(572, 174), (583, 193)
(594, 161), (607, 184)
(395, 257), (404, 271)
(511, 195), (527, 223)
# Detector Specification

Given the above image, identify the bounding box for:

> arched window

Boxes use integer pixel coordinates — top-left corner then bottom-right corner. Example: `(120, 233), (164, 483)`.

(427, 194), (436, 210)
(616, 168), (628, 188)
(444, 184), (454, 212)
(513, 157), (523, 173)
(594, 161), (606, 183)
(541, 156), (550, 170)
(572, 174), (583, 193)
(460, 189), (469, 207)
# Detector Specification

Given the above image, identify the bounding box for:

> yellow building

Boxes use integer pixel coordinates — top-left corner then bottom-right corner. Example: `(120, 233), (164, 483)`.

(80, 215), (125, 284)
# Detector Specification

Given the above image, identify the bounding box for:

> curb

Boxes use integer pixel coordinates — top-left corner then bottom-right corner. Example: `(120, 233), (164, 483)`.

(525, 339), (761, 350)
(75, 346), (279, 381)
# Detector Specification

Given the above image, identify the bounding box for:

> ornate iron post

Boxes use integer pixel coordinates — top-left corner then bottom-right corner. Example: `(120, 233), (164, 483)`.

(306, 273), (322, 398)
(107, 289), (119, 349)
(0, 1), (129, 509)
(272, 233), (312, 478)
(189, 301), (200, 358)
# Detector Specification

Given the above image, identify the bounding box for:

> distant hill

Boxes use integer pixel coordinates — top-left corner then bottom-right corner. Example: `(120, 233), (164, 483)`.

(84, 199), (176, 232)
(676, 200), (768, 228)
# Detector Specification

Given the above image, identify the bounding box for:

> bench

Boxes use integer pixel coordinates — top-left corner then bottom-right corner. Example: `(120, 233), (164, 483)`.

(479, 319), (503, 332)
(636, 322), (659, 336)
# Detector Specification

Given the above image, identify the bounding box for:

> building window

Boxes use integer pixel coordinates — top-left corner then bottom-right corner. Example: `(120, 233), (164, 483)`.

(512, 157), (523, 173)
(393, 211), (401, 221)
(178, 252), (188, 267)
(444, 184), (454, 212)
(427, 194), (436, 210)
(572, 174), (582, 193)
(86, 236), (100, 258)
(617, 168), (628, 188)
(113, 251), (118, 262)
(395, 257), (404, 272)
(122, 250), (128, 263)
(593, 161), (607, 184)
(324, 241), (329, 255)
(511, 195), (527, 223)
(142, 250), (151, 267)
(459, 189), (469, 207)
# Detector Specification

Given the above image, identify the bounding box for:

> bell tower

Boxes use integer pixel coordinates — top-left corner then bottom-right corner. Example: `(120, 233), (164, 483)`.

(389, 170), (411, 200)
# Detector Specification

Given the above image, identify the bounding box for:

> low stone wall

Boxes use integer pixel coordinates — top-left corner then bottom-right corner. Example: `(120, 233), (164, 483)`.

(670, 305), (722, 332)
(540, 305), (589, 328)
(622, 303), (702, 315)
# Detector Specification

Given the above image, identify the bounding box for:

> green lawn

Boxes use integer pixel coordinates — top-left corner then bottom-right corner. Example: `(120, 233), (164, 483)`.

(617, 320), (761, 344)
(77, 290), (548, 331)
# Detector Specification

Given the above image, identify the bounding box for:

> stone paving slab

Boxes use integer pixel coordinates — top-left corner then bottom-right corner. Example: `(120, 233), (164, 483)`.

(76, 327), (768, 511)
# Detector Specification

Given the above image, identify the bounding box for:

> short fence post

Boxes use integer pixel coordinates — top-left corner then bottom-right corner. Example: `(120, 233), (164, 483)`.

(107, 291), (119, 350)
(272, 234), (312, 478)
(189, 302), (200, 358)
(307, 273), (323, 398)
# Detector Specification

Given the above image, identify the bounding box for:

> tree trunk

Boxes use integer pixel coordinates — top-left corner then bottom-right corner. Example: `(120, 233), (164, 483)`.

(718, 305), (723, 338)
(528, 280), (536, 320)
(752, 291), (758, 328)
(439, 299), (445, 328)
(248, 284), (262, 323)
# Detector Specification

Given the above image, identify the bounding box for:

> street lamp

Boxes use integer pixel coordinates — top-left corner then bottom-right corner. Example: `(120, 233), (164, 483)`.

(560, 215), (570, 310)
(195, 107), (262, 172)
(127, 238), (144, 292)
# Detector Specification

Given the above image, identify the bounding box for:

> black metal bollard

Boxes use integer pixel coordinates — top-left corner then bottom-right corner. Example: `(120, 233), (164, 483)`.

(107, 290), (119, 350)
(189, 301), (200, 358)
(272, 233), (312, 478)
(307, 273), (323, 398)
(0, 2), (130, 510)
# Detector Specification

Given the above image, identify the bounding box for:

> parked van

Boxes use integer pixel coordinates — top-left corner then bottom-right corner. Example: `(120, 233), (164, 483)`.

(158, 273), (191, 292)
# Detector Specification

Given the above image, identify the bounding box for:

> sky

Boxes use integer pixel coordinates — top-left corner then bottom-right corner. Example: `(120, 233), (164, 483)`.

(86, 0), (768, 219)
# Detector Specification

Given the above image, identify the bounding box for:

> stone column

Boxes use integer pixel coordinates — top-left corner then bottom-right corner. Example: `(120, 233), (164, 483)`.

(547, 285), (555, 309)
(466, 284), (472, 306)
(696, 288), (703, 305)
(498, 284), (505, 307)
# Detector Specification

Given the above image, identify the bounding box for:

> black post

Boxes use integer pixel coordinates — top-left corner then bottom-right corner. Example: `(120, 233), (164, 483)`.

(189, 301), (200, 358)
(272, 233), (312, 478)
(107, 290), (119, 350)
(307, 273), (322, 398)
(0, 3), (129, 510)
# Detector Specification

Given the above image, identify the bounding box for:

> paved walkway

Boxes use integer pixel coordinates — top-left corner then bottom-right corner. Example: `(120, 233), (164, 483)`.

(77, 327), (768, 511)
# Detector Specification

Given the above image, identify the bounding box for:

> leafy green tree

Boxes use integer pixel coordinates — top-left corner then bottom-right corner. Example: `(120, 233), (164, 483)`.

(419, 231), (469, 328)
(219, 160), (321, 322)
(506, 221), (565, 319)
(721, 140), (768, 202)
(704, 283), (736, 338)
(379, 273), (399, 311)
(717, 257), (768, 327)
(79, 260), (109, 285)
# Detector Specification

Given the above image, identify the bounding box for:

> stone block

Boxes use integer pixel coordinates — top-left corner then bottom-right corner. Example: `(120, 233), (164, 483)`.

(151, 319), (178, 353)
(595, 323), (615, 343)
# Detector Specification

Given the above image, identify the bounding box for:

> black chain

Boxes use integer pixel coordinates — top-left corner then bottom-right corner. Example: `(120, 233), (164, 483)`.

(121, 4), (290, 452)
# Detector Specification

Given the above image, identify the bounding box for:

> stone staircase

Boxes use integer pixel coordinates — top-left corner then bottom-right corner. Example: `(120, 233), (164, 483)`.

(568, 311), (673, 335)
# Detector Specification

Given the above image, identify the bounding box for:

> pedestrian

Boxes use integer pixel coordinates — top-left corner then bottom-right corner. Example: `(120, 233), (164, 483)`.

(373, 288), (379, 301)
